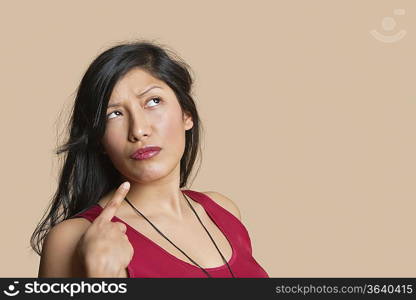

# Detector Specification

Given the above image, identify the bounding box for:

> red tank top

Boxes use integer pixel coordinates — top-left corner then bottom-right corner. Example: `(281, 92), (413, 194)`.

(70, 189), (269, 278)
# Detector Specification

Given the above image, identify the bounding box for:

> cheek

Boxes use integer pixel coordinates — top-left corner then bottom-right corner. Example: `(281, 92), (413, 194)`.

(102, 127), (124, 153)
(159, 115), (185, 145)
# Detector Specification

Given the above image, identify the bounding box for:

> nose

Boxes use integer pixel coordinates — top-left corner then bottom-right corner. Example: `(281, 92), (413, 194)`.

(128, 110), (151, 142)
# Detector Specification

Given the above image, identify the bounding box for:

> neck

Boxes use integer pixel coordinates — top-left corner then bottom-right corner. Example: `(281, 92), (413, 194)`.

(120, 166), (190, 221)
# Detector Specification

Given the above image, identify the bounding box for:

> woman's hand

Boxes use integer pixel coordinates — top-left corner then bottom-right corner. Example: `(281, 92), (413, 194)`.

(77, 182), (134, 277)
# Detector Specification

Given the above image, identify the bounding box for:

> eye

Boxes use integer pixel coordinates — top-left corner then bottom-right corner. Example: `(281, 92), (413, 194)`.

(106, 97), (162, 120)
(146, 97), (162, 107)
(106, 110), (122, 120)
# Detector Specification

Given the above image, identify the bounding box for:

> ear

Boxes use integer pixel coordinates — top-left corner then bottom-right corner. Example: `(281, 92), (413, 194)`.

(183, 111), (194, 131)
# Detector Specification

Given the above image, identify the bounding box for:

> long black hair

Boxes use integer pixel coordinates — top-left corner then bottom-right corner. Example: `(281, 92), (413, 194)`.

(30, 39), (204, 256)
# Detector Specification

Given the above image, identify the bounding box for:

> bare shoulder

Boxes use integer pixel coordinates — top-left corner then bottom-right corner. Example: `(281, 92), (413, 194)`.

(38, 217), (91, 277)
(201, 191), (242, 221)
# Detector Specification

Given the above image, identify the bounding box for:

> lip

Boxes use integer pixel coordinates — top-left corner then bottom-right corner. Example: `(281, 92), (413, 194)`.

(130, 146), (162, 160)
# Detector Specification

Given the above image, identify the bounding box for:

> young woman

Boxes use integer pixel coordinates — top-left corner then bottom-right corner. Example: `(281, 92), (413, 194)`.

(32, 40), (269, 278)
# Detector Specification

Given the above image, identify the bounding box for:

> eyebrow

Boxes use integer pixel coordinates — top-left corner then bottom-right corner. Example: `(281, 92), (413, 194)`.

(107, 85), (163, 108)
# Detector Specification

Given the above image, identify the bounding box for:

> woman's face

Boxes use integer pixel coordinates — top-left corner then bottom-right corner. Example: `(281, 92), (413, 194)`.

(101, 67), (193, 184)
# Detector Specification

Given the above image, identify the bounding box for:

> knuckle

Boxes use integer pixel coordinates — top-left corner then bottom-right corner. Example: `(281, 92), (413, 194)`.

(107, 200), (117, 209)
(94, 217), (107, 227)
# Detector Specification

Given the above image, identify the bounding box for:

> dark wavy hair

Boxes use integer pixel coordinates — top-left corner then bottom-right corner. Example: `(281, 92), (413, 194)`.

(30, 39), (204, 256)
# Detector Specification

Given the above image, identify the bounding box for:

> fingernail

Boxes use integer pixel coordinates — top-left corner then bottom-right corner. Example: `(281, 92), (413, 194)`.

(121, 182), (130, 190)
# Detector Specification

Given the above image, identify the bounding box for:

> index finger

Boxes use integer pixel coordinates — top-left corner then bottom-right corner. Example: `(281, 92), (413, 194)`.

(98, 181), (130, 222)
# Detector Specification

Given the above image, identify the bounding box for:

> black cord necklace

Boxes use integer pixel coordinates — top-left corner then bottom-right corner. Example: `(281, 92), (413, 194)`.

(123, 191), (236, 278)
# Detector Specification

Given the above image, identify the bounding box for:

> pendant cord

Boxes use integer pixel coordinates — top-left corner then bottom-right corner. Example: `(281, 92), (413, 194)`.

(182, 192), (236, 278)
(123, 191), (235, 278)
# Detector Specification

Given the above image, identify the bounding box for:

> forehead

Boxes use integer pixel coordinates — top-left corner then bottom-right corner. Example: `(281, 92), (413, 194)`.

(109, 68), (165, 101)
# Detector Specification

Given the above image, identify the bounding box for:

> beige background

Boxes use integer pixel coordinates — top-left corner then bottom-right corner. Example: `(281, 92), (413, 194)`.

(0, 0), (415, 277)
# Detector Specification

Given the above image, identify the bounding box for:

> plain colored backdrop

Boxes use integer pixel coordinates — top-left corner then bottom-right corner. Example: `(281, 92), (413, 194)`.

(0, 0), (415, 277)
